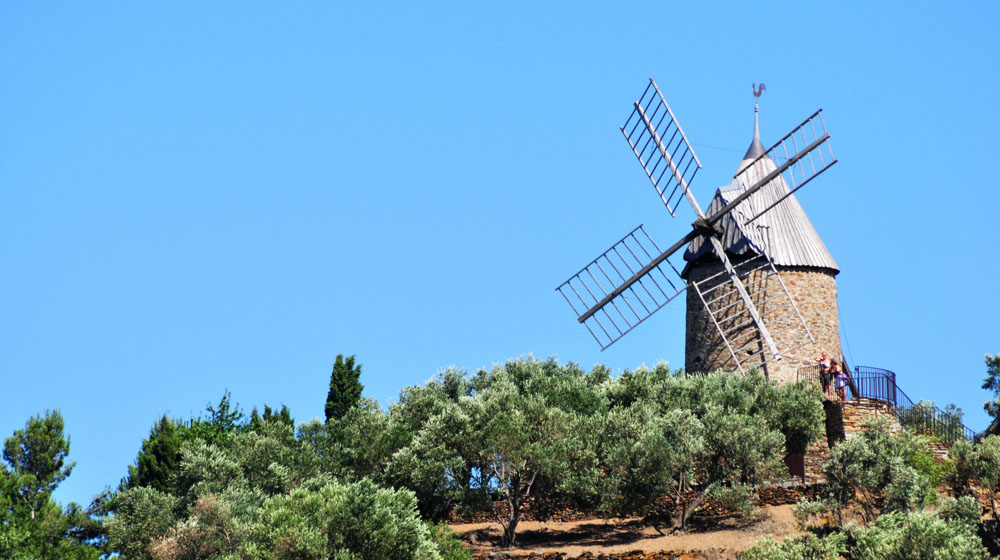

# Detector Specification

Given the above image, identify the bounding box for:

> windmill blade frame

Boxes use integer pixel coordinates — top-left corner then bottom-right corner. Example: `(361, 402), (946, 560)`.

(556, 225), (686, 350)
(732, 109), (836, 226)
(621, 77), (702, 218)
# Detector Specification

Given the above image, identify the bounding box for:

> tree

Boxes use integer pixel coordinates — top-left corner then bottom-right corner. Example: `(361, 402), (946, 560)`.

(983, 353), (1000, 435)
(126, 416), (182, 492)
(3, 410), (75, 521)
(326, 354), (364, 422)
(596, 371), (805, 532)
(1, 412), (99, 559)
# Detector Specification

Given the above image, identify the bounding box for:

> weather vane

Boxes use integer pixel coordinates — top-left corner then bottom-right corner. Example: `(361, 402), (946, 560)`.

(753, 82), (766, 98)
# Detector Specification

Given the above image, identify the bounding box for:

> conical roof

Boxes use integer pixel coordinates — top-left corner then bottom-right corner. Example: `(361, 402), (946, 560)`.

(682, 105), (839, 275)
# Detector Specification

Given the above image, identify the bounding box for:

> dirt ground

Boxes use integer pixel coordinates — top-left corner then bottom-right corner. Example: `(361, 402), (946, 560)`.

(450, 504), (802, 557)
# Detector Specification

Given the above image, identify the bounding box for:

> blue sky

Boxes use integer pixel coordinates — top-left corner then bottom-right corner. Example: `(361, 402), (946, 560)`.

(2, 2), (997, 508)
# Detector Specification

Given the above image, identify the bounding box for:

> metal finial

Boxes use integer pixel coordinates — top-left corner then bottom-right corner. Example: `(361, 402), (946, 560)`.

(753, 83), (766, 98)
(753, 103), (760, 142)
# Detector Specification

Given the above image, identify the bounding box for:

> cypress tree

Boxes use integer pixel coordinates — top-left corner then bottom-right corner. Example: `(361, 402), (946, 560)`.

(127, 415), (181, 492)
(326, 354), (364, 422)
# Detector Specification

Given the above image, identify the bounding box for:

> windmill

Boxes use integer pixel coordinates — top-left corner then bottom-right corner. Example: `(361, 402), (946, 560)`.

(556, 78), (838, 377)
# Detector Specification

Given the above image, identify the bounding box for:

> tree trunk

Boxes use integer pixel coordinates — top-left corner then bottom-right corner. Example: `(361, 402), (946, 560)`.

(504, 505), (522, 547)
(673, 491), (706, 531)
(499, 474), (523, 547)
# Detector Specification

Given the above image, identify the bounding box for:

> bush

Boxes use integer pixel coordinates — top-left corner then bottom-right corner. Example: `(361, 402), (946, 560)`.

(249, 478), (442, 560)
(104, 486), (181, 560)
(795, 417), (936, 526)
(947, 439), (978, 497)
(740, 532), (846, 560)
(848, 509), (988, 560)
(428, 523), (472, 560)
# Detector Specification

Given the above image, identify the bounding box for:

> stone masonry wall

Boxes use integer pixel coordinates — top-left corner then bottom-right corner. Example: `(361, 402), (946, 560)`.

(841, 397), (901, 435)
(685, 262), (840, 384)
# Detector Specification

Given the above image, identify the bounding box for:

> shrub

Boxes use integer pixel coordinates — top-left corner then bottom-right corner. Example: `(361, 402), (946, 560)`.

(947, 439), (978, 497)
(249, 478), (442, 560)
(740, 532), (846, 560)
(848, 509), (988, 560)
(428, 523), (472, 560)
(975, 434), (1000, 519)
(795, 417), (936, 526)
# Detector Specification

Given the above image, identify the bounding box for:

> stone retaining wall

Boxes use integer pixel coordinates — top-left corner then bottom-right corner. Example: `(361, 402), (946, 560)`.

(841, 397), (901, 435)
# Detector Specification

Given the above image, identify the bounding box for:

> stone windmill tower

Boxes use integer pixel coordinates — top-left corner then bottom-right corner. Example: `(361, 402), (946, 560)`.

(682, 99), (841, 383)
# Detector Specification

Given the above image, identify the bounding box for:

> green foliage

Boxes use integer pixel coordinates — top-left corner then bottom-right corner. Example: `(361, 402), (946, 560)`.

(330, 399), (397, 482)
(249, 479), (441, 560)
(740, 532), (847, 560)
(974, 434), (1000, 518)
(428, 523), (473, 560)
(981, 353), (1000, 435)
(0, 411), (100, 559)
(106, 406), (464, 559)
(947, 439), (978, 497)
(387, 399), (476, 521)
(938, 496), (982, 530)
(776, 498), (985, 560)
(250, 404), (293, 429)
(182, 390), (247, 448)
(326, 354), (364, 422)
(772, 380), (827, 455)
(127, 415), (182, 492)
(706, 482), (759, 522)
(384, 369), (489, 520)
(3, 410), (75, 520)
(105, 487), (181, 560)
(847, 508), (988, 560)
(595, 370), (808, 532)
(796, 417), (936, 527)
(471, 357), (596, 545)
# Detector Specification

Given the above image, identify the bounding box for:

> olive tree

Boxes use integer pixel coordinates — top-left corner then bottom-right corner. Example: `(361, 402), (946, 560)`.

(596, 370), (810, 532)
(469, 358), (597, 546)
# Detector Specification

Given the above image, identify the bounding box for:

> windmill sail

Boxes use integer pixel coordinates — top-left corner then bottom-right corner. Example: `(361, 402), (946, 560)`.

(556, 225), (686, 350)
(621, 78), (702, 217)
(730, 110), (836, 226)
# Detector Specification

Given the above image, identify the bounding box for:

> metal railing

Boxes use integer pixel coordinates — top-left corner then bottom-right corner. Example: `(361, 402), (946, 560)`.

(852, 366), (977, 443)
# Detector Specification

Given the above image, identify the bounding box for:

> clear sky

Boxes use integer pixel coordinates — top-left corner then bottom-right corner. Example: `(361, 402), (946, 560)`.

(2, 2), (998, 508)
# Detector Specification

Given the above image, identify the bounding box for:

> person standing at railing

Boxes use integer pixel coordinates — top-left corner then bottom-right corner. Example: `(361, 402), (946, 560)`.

(832, 361), (848, 400)
(815, 351), (834, 399)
